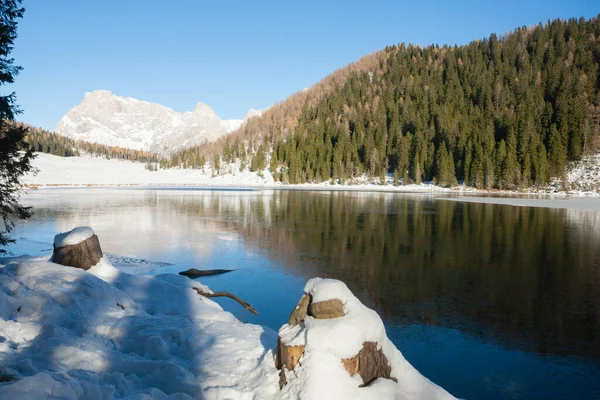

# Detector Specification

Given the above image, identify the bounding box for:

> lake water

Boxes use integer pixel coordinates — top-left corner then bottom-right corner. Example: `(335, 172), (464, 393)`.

(6, 188), (600, 400)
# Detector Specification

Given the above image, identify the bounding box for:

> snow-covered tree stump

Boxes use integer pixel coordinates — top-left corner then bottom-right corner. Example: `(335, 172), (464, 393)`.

(341, 341), (395, 386)
(287, 293), (310, 326)
(275, 336), (304, 371)
(276, 289), (350, 378)
(276, 278), (398, 391)
(51, 226), (103, 270)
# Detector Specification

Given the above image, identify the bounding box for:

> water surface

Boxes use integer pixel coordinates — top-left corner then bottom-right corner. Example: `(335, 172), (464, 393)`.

(6, 188), (600, 400)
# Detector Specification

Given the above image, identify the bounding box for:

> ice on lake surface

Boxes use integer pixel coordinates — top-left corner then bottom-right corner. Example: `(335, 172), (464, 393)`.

(6, 187), (600, 400)
(443, 195), (600, 211)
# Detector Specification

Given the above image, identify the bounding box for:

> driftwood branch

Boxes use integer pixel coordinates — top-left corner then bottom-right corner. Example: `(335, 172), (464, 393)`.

(179, 268), (234, 278)
(193, 287), (258, 315)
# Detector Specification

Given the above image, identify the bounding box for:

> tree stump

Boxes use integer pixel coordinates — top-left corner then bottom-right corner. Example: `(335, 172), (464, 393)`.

(341, 341), (396, 387)
(287, 293), (311, 326)
(277, 288), (395, 389)
(51, 227), (103, 270)
(277, 292), (347, 388)
(275, 336), (305, 371)
(308, 299), (345, 319)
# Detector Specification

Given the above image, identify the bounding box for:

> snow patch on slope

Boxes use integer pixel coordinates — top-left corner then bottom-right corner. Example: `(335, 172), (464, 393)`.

(245, 108), (263, 120)
(568, 153), (600, 192)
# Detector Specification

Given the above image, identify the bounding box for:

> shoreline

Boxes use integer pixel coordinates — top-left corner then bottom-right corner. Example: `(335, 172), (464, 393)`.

(0, 249), (456, 399)
(24, 182), (600, 198)
(23, 152), (599, 198)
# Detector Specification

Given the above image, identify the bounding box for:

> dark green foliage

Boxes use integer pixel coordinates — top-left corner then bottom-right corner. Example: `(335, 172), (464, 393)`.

(172, 137), (247, 170)
(24, 124), (160, 163)
(213, 153), (220, 175)
(271, 17), (600, 186)
(0, 122), (33, 248)
(0, 367), (17, 382)
(168, 16), (600, 188)
(250, 144), (267, 171)
(0, 0), (34, 249)
(269, 149), (279, 181)
(435, 142), (457, 187)
(24, 125), (78, 156)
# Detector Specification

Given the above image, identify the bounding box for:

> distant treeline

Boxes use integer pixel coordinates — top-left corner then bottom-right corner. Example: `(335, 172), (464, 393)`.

(171, 16), (600, 189)
(22, 124), (161, 163)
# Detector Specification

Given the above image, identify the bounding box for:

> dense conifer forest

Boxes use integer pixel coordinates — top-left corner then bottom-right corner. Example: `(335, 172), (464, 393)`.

(23, 124), (161, 163)
(172, 16), (600, 189)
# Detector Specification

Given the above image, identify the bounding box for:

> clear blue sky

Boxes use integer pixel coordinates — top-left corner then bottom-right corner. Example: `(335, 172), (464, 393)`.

(11, 0), (599, 130)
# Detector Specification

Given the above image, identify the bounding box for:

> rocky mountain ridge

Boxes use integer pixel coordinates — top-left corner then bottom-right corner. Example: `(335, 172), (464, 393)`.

(55, 90), (255, 154)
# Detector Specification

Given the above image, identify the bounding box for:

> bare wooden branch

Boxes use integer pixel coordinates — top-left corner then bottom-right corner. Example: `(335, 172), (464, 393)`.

(193, 287), (258, 315)
(179, 268), (233, 278)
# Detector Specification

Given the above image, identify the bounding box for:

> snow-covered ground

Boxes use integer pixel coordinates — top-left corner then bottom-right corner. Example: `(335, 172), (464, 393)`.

(24, 153), (439, 190)
(24, 153), (276, 187)
(0, 227), (456, 399)
(24, 152), (600, 197)
(0, 256), (280, 399)
(567, 153), (600, 192)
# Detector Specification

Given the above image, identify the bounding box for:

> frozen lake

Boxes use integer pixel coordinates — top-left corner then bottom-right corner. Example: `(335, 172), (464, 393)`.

(6, 188), (600, 400)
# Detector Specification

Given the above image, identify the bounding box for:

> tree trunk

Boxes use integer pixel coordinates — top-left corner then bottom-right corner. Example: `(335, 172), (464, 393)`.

(342, 341), (396, 387)
(51, 234), (103, 270)
(275, 336), (304, 371)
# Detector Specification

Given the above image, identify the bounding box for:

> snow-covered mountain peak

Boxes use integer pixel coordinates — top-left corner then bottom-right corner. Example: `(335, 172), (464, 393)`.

(245, 108), (263, 120)
(193, 102), (217, 116)
(56, 91), (249, 155)
(83, 89), (115, 100)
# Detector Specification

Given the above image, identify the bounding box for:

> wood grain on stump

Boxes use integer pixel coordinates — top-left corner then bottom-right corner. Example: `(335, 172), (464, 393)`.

(341, 341), (396, 387)
(308, 298), (345, 319)
(277, 292), (351, 389)
(342, 354), (359, 375)
(288, 293), (311, 326)
(275, 336), (304, 371)
(51, 234), (103, 271)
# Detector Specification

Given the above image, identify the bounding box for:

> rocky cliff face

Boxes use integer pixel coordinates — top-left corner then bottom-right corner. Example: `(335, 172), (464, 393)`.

(55, 90), (246, 154)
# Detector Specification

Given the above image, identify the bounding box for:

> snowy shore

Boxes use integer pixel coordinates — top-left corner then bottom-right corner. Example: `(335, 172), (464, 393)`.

(23, 153), (600, 197)
(0, 226), (455, 399)
(0, 256), (281, 399)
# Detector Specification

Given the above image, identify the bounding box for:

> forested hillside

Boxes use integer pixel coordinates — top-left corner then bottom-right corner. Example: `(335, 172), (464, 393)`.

(168, 51), (384, 169)
(172, 16), (600, 189)
(24, 124), (161, 163)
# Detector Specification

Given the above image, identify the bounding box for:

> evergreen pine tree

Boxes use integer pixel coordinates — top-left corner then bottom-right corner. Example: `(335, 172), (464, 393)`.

(0, 0), (34, 249)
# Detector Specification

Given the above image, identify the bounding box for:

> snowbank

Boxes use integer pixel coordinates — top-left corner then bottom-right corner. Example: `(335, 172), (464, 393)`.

(0, 255), (456, 399)
(24, 153), (276, 187)
(278, 278), (455, 400)
(0, 256), (279, 399)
